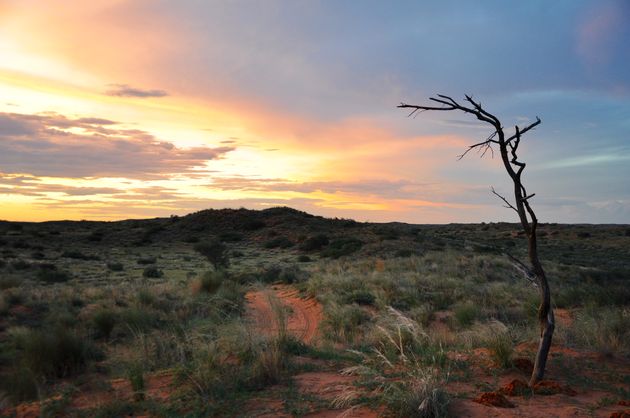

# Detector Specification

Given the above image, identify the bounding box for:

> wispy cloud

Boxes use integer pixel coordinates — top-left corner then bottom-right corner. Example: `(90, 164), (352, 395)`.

(542, 152), (630, 169)
(0, 112), (233, 178)
(105, 83), (168, 98)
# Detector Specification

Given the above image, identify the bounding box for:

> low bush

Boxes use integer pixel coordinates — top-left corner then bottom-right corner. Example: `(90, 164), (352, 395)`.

(107, 262), (124, 271)
(142, 266), (163, 278)
(321, 237), (363, 259)
(0, 367), (39, 403)
(345, 290), (376, 306)
(120, 307), (156, 332)
(299, 234), (329, 251)
(11, 259), (31, 270)
(564, 307), (630, 355)
(127, 363), (145, 402)
(487, 332), (513, 369)
(92, 309), (117, 339)
(219, 231), (244, 242)
(37, 267), (71, 283)
(61, 250), (100, 261)
(322, 303), (369, 343)
(453, 301), (480, 328)
(383, 371), (450, 418)
(194, 270), (226, 294)
(242, 219), (266, 231)
(12, 327), (94, 378)
(137, 257), (157, 265)
(194, 240), (229, 270)
(0, 277), (20, 290)
(297, 254), (311, 262)
(264, 236), (294, 249)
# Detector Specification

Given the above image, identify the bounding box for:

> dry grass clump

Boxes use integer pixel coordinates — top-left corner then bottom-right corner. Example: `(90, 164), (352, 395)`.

(382, 369), (450, 418)
(563, 306), (630, 356)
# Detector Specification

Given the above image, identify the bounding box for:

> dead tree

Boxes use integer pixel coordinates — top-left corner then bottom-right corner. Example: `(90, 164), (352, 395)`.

(398, 94), (554, 386)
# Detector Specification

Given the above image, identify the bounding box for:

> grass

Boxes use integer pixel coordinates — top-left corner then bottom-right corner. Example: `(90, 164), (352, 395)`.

(486, 332), (514, 369)
(0, 210), (628, 415)
(382, 370), (450, 418)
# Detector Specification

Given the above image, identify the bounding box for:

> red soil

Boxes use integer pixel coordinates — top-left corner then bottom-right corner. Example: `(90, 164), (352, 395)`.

(472, 392), (515, 408)
(513, 357), (534, 374)
(499, 379), (530, 396)
(533, 380), (577, 396)
(245, 284), (323, 344)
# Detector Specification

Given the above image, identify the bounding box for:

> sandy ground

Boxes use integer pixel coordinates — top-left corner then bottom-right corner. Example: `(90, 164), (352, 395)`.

(3, 291), (629, 417)
(245, 284), (323, 344)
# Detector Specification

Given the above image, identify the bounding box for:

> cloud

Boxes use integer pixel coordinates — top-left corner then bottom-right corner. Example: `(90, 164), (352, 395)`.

(575, 1), (626, 69)
(0, 111), (234, 178)
(541, 151), (630, 169)
(105, 83), (168, 98)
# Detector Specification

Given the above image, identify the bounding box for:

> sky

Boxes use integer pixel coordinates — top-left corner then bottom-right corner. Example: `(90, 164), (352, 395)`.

(0, 0), (629, 223)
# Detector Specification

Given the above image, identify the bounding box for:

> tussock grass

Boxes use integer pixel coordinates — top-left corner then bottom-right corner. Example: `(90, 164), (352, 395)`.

(563, 306), (630, 356)
(382, 369), (450, 418)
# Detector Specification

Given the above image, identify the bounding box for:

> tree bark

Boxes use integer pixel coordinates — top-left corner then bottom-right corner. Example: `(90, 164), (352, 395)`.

(398, 95), (554, 386)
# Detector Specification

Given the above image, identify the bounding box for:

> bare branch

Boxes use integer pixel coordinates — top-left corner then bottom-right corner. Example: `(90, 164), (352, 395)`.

(491, 186), (518, 213)
(400, 94), (552, 386)
(521, 193), (536, 202)
(506, 252), (538, 287)
(506, 117), (541, 144)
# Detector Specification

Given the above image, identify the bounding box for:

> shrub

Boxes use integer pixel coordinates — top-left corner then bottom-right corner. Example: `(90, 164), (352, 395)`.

(345, 290), (376, 306)
(136, 288), (155, 306)
(87, 231), (104, 242)
(453, 301), (480, 328)
(194, 240), (229, 270)
(195, 270), (226, 294)
(0, 277), (20, 290)
(13, 327), (93, 378)
(395, 249), (414, 258)
(299, 234), (329, 251)
(321, 237), (363, 259)
(564, 307), (630, 355)
(120, 307), (155, 332)
(242, 219), (266, 231)
(0, 367), (39, 403)
(383, 371), (450, 418)
(92, 309), (117, 339)
(37, 267), (71, 283)
(257, 265), (306, 284)
(11, 259), (31, 270)
(264, 236), (294, 249)
(322, 303), (369, 343)
(487, 332), (513, 369)
(127, 363), (145, 402)
(61, 250), (99, 260)
(107, 262), (124, 271)
(297, 255), (311, 262)
(142, 266), (163, 278)
(219, 231), (244, 242)
(31, 251), (45, 260)
(137, 257), (157, 265)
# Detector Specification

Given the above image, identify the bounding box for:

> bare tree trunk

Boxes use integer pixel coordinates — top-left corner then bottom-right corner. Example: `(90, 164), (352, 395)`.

(398, 94), (555, 386)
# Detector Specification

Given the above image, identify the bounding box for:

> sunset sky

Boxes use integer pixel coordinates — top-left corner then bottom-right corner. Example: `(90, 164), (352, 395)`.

(1, 1), (629, 223)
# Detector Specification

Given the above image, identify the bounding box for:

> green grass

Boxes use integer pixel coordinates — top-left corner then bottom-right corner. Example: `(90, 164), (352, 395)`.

(0, 211), (628, 415)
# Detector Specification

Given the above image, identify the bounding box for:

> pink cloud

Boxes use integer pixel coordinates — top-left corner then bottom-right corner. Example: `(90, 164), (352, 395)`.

(576, 2), (624, 69)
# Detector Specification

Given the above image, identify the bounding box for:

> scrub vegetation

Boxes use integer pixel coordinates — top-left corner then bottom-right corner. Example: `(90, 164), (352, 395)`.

(0, 207), (628, 416)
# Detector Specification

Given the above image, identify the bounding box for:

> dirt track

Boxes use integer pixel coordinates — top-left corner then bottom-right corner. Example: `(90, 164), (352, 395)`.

(245, 284), (323, 344)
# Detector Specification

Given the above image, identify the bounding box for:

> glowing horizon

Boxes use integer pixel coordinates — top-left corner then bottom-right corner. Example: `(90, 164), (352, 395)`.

(1, 1), (629, 223)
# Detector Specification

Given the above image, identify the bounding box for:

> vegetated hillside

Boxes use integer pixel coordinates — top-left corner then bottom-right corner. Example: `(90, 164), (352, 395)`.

(0, 207), (629, 417)
(1, 206), (629, 271)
